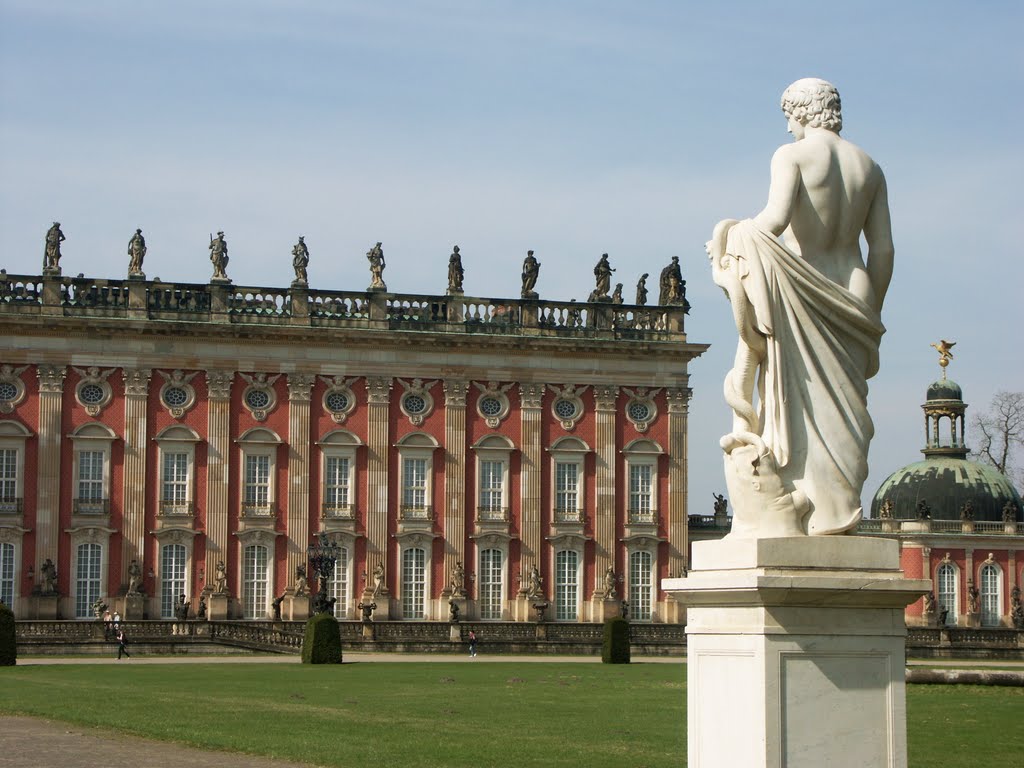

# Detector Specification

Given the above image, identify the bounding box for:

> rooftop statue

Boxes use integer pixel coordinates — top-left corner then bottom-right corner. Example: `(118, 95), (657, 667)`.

(447, 245), (464, 294)
(209, 231), (229, 281)
(292, 236), (309, 285)
(521, 250), (540, 298)
(658, 256), (682, 306)
(706, 78), (894, 538)
(610, 283), (624, 305)
(127, 229), (146, 277)
(590, 253), (614, 301)
(635, 273), (649, 306)
(367, 241), (386, 291)
(43, 222), (65, 273)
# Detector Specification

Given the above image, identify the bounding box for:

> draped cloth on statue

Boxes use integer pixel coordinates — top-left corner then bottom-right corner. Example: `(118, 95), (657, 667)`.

(723, 219), (886, 535)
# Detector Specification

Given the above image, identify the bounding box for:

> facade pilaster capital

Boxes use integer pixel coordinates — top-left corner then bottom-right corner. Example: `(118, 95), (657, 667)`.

(205, 370), (235, 400)
(287, 373), (315, 402)
(366, 376), (392, 405)
(36, 364), (66, 394)
(122, 368), (152, 398)
(443, 378), (470, 407)
(518, 382), (544, 410)
(594, 385), (619, 412)
(666, 387), (693, 414)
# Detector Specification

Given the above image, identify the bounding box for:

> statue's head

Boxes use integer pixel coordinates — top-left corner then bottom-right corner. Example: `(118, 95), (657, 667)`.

(781, 78), (842, 133)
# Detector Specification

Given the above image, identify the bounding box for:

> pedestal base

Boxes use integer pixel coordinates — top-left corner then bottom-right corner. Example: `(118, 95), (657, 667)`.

(595, 597), (623, 621)
(663, 537), (929, 768)
(121, 594), (145, 620)
(28, 594), (60, 619)
(283, 595), (310, 622)
(207, 593), (231, 620)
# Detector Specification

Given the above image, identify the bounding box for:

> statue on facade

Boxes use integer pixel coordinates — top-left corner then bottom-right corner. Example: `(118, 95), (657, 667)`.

(175, 593), (190, 621)
(127, 229), (147, 277)
(602, 566), (617, 600)
(291, 236), (309, 285)
(878, 499), (894, 519)
(294, 564), (308, 596)
(371, 561), (385, 598)
(272, 594), (284, 621)
(91, 597), (108, 619)
(590, 254), (614, 301)
(1011, 586), (1024, 629)
(447, 246), (464, 294)
(915, 501), (931, 521)
(566, 300), (582, 329)
(1003, 501), (1019, 524)
(213, 560), (228, 594)
(448, 561), (466, 596)
(358, 601), (377, 622)
(966, 580), (980, 614)
(209, 231), (229, 281)
(610, 283), (624, 305)
(448, 599), (461, 622)
(707, 78), (893, 539)
(959, 501), (975, 523)
(712, 493), (728, 516)
(523, 565), (543, 599)
(521, 250), (540, 298)
(635, 273), (649, 306)
(43, 222), (65, 272)
(126, 559), (143, 596)
(366, 242), (386, 290)
(922, 592), (936, 618)
(658, 256), (683, 306)
(39, 559), (57, 595)
(197, 595), (208, 619)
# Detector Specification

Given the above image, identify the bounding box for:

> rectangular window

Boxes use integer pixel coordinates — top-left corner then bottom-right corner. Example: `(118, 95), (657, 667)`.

(161, 452), (189, 505)
(0, 542), (14, 607)
(244, 454), (271, 508)
(554, 462), (580, 520)
(75, 542), (102, 619)
(329, 546), (350, 616)
(402, 547), (426, 619)
(937, 564), (957, 626)
(324, 456), (351, 509)
(403, 458), (427, 511)
(478, 460), (504, 517)
(630, 550), (654, 621)
(479, 549), (503, 620)
(980, 565), (1000, 627)
(629, 464), (653, 521)
(160, 544), (188, 619)
(243, 544), (269, 619)
(78, 450), (105, 501)
(0, 448), (17, 503)
(555, 550), (579, 621)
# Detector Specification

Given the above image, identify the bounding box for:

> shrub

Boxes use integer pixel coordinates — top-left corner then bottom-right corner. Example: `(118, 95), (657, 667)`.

(301, 612), (342, 664)
(0, 601), (15, 666)
(602, 616), (630, 664)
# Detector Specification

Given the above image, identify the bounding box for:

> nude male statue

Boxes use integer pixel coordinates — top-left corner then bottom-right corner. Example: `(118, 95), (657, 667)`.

(708, 78), (893, 537)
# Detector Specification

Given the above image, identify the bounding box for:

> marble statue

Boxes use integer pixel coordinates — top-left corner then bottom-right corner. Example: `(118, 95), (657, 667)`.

(706, 78), (893, 538)
(127, 229), (146, 277)
(602, 566), (616, 599)
(371, 561), (384, 598)
(592, 254), (614, 300)
(367, 242), (386, 290)
(447, 246), (464, 294)
(40, 558), (57, 595)
(44, 222), (65, 272)
(213, 560), (228, 593)
(523, 565), (543, 599)
(967, 581), (980, 614)
(635, 273), (649, 306)
(126, 559), (142, 595)
(294, 564), (308, 596)
(209, 232), (229, 280)
(610, 283), (624, 305)
(448, 560), (466, 596)
(291, 236), (309, 285)
(658, 256), (682, 305)
(712, 493), (728, 516)
(521, 250), (540, 298)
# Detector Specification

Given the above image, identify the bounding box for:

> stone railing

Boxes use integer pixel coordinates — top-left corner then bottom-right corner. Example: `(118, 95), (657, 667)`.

(477, 506), (509, 523)
(400, 505), (432, 521)
(0, 272), (687, 342)
(241, 502), (276, 518)
(858, 518), (1023, 535)
(629, 508), (657, 525)
(688, 514), (731, 530)
(322, 503), (356, 520)
(159, 501), (194, 517)
(554, 507), (585, 524)
(73, 498), (110, 515)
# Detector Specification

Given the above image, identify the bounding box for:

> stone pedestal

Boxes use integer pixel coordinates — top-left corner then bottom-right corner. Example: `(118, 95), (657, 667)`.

(29, 594), (60, 619)
(283, 594), (310, 622)
(207, 593), (231, 620)
(121, 594), (145, 620)
(964, 612), (981, 628)
(596, 597), (623, 621)
(663, 537), (929, 768)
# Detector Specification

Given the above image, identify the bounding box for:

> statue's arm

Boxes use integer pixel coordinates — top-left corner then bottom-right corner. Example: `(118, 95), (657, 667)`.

(864, 170), (894, 313)
(753, 147), (800, 236)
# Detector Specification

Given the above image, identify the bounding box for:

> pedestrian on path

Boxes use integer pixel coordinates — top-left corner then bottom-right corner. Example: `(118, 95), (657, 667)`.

(468, 630), (477, 657)
(116, 628), (131, 660)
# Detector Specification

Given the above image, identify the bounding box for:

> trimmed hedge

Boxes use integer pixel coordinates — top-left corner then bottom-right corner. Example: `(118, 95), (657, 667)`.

(602, 616), (630, 664)
(0, 601), (15, 666)
(301, 612), (342, 664)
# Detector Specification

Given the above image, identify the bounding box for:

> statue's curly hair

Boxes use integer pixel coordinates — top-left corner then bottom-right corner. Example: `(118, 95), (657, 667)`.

(781, 78), (842, 132)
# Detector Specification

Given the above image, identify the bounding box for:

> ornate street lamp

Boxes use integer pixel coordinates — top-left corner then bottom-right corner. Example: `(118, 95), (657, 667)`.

(306, 533), (341, 615)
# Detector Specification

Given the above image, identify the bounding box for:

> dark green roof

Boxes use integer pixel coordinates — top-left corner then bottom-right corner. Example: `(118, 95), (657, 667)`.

(871, 457), (1022, 522)
(926, 378), (963, 401)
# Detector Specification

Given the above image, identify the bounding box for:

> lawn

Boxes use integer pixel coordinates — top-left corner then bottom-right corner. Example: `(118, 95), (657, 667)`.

(1, 662), (1022, 768)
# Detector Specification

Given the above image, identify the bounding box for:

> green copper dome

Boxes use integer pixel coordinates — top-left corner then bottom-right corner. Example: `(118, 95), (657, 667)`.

(870, 457), (1022, 522)
(926, 378), (963, 401)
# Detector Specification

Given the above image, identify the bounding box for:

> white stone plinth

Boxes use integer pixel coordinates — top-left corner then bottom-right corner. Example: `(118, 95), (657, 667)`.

(663, 537), (929, 768)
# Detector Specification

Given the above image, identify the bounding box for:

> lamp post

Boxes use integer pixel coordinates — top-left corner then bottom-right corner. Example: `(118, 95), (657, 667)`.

(306, 533), (341, 615)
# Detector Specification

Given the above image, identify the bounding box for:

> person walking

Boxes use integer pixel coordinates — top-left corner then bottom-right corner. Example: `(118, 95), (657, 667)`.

(468, 630), (477, 658)
(116, 628), (131, 660)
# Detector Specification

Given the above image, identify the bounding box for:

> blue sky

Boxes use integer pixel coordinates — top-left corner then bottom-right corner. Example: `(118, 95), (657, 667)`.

(2, 1), (1022, 512)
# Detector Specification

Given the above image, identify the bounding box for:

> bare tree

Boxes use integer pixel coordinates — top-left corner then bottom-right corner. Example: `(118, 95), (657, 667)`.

(970, 391), (1024, 490)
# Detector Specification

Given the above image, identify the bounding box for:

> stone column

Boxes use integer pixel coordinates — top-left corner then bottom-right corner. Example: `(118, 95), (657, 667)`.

(286, 374), (315, 592)
(664, 386), (692, 623)
(592, 385), (618, 620)
(35, 365), (65, 577)
(120, 368), (151, 591)
(518, 383), (544, 620)
(442, 379), (469, 594)
(204, 371), (234, 595)
(363, 376), (391, 607)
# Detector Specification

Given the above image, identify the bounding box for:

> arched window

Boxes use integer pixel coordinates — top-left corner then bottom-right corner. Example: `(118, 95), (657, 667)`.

(555, 550), (580, 621)
(402, 547), (426, 619)
(629, 550), (654, 621)
(936, 563), (958, 626)
(242, 544), (270, 619)
(160, 544), (187, 618)
(329, 545), (350, 617)
(0, 542), (14, 607)
(979, 563), (1001, 627)
(479, 548), (503, 620)
(75, 542), (102, 619)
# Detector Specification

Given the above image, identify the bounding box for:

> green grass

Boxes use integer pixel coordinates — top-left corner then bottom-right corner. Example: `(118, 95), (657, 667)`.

(1, 662), (1022, 767)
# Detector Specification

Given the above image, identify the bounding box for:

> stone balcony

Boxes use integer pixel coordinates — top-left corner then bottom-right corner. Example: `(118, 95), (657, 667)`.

(0, 496), (22, 515)
(72, 497), (110, 515)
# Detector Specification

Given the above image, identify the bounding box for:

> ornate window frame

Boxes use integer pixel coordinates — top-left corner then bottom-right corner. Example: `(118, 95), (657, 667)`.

(395, 432), (440, 523)
(626, 546), (657, 623)
(395, 531), (436, 620)
(0, 365), (28, 414)
(548, 384), (588, 431)
(319, 375), (359, 424)
(156, 370), (198, 419)
(475, 534), (510, 621)
(239, 372), (281, 421)
(66, 525), (115, 619)
(0, 526), (29, 611)
(473, 381), (514, 429)
(72, 367), (115, 417)
(397, 378), (438, 427)
(0, 421), (31, 515)
(623, 439), (663, 526)
(978, 555), (1003, 627)
(69, 423), (118, 517)
(622, 387), (660, 433)
(236, 427), (282, 520)
(152, 527), (200, 617)
(551, 542), (585, 622)
(548, 436), (591, 524)
(471, 435), (515, 523)
(318, 430), (363, 522)
(154, 425), (201, 519)
(235, 527), (281, 620)
(935, 554), (959, 626)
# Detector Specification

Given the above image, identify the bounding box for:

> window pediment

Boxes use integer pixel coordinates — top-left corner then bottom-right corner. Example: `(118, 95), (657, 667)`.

(69, 423), (118, 441)
(0, 421), (32, 438)
(318, 429), (364, 447)
(236, 427), (283, 445)
(154, 425), (201, 443)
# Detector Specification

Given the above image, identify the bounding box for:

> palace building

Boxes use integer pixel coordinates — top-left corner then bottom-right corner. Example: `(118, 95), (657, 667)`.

(0, 243), (706, 625)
